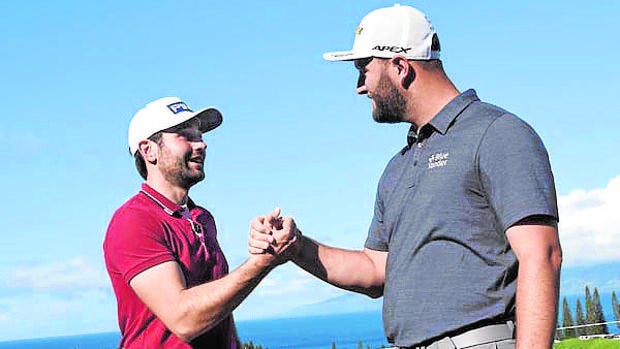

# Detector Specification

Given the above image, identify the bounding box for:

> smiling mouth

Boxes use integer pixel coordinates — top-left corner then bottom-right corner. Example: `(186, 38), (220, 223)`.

(189, 157), (204, 165)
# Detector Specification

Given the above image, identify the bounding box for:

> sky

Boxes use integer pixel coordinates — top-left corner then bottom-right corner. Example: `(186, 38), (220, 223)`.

(0, 0), (619, 341)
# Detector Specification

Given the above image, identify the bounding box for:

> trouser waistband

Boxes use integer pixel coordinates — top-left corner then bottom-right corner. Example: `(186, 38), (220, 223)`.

(397, 321), (515, 349)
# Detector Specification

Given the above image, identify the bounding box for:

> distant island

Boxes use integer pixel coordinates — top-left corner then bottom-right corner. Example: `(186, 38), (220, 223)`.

(283, 293), (382, 317)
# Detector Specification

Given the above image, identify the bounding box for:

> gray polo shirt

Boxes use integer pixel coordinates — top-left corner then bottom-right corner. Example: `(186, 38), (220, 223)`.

(365, 89), (558, 347)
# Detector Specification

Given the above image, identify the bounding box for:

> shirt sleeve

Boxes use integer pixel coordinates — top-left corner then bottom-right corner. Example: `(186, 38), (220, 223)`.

(478, 114), (559, 232)
(104, 207), (176, 284)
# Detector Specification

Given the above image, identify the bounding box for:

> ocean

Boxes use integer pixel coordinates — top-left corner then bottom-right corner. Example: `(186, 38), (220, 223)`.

(0, 311), (388, 349)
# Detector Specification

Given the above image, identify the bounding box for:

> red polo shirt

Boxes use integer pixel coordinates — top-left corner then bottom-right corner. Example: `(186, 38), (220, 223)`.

(103, 183), (238, 349)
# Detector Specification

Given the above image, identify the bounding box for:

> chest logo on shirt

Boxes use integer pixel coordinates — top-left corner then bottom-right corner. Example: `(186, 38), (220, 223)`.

(428, 152), (449, 169)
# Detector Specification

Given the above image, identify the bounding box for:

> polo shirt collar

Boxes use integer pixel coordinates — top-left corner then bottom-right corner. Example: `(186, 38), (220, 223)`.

(140, 183), (194, 217)
(427, 89), (479, 135)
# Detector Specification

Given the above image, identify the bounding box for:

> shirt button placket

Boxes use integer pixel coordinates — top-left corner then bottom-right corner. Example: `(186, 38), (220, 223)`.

(409, 141), (422, 188)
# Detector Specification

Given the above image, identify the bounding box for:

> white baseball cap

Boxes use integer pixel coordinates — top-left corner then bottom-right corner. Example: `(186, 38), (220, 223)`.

(323, 4), (439, 61)
(128, 96), (222, 155)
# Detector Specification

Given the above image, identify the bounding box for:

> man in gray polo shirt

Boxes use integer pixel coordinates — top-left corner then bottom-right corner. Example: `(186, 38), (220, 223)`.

(249, 5), (562, 349)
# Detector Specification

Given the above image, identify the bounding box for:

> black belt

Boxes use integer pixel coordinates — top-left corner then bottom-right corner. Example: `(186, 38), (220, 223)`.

(398, 321), (515, 349)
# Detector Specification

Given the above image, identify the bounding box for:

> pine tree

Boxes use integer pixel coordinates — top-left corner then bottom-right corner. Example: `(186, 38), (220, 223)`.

(357, 340), (363, 349)
(612, 291), (620, 330)
(585, 285), (596, 335)
(331, 341), (337, 349)
(561, 297), (576, 338)
(592, 287), (608, 334)
(575, 298), (585, 337)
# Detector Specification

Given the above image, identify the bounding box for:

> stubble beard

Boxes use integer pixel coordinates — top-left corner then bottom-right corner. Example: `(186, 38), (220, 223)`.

(371, 72), (408, 124)
(159, 146), (205, 190)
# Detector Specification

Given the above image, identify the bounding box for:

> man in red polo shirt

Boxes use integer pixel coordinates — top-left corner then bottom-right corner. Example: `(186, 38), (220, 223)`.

(104, 97), (296, 348)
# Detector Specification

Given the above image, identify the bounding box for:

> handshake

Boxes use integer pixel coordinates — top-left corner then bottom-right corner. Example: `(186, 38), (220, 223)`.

(247, 207), (302, 267)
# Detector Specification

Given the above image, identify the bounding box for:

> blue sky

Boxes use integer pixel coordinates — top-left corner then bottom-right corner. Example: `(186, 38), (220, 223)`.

(0, 0), (619, 341)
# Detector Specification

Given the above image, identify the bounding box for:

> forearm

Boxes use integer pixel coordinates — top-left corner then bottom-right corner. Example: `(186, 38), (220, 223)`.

(292, 235), (385, 298)
(174, 256), (273, 341)
(514, 251), (562, 349)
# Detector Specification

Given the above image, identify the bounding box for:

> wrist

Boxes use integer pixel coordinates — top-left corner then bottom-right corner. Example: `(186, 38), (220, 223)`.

(292, 229), (304, 260)
(246, 253), (275, 274)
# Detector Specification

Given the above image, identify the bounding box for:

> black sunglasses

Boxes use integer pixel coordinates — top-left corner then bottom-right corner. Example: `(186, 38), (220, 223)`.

(354, 57), (374, 72)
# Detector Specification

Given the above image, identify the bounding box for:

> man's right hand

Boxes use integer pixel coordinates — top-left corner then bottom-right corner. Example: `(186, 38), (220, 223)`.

(248, 207), (300, 266)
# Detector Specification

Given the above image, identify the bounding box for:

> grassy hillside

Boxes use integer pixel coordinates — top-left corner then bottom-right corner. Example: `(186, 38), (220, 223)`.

(554, 338), (620, 349)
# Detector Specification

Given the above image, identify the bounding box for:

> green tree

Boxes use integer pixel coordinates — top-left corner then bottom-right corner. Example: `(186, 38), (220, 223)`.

(561, 297), (576, 338)
(585, 285), (596, 334)
(357, 340), (363, 349)
(331, 341), (337, 349)
(575, 298), (585, 337)
(592, 287), (608, 334)
(242, 341), (266, 349)
(612, 291), (620, 330)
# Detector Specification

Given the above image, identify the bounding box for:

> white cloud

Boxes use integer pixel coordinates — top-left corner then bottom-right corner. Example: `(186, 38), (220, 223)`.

(558, 174), (620, 266)
(3, 257), (109, 293)
(0, 257), (117, 340)
(0, 290), (117, 341)
(234, 265), (344, 320)
(253, 268), (316, 297)
(560, 275), (619, 295)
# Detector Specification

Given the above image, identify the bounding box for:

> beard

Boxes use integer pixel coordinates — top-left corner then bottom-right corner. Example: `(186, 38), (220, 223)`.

(158, 146), (205, 189)
(371, 72), (407, 124)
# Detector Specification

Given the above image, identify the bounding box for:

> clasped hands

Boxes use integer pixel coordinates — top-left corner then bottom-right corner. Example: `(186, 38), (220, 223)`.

(248, 207), (300, 266)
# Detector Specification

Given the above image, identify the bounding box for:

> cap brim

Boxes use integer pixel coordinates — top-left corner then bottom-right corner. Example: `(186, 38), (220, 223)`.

(324, 50), (441, 61)
(194, 107), (223, 133)
(323, 50), (371, 61)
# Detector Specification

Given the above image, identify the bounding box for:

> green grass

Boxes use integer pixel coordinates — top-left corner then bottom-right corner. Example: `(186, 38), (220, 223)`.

(553, 338), (620, 349)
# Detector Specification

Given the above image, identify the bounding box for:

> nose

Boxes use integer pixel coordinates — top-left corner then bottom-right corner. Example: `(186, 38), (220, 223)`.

(356, 73), (368, 95)
(194, 138), (206, 152)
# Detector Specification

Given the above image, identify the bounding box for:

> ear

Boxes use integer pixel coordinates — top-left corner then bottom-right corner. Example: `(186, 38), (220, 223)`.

(138, 140), (158, 164)
(390, 55), (415, 88)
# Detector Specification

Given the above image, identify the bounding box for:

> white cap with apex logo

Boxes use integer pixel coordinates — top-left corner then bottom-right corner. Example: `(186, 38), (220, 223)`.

(127, 97), (222, 155)
(323, 4), (439, 61)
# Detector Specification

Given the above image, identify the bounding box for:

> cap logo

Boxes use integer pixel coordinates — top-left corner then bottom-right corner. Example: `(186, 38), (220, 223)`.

(356, 26), (363, 35)
(372, 45), (412, 54)
(167, 102), (192, 114)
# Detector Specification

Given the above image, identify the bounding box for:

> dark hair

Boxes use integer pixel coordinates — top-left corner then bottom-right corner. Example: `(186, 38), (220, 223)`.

(417, 58), (443, 71)
(412, 34), (443, 72)
(431, 33), (441, 53)
(134, 132), (163, 180)
(415, 33), (444, 71)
